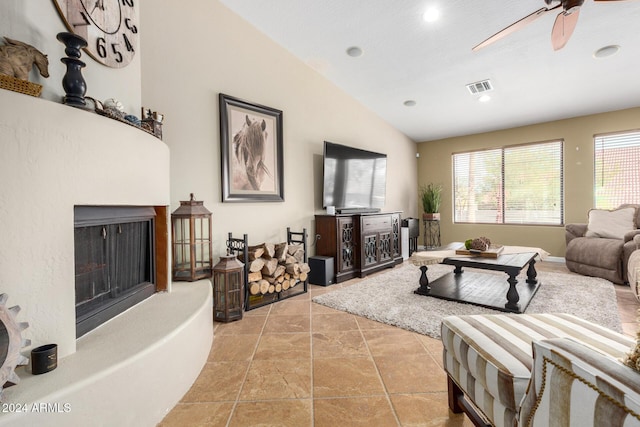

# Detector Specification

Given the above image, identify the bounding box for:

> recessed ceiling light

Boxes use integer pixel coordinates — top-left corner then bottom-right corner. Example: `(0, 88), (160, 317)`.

(423, 7), (440, 23)
(478, 95), (491, 103)
(346, 46), (363, 57)
(593, 45), (620, 59)
(403, 100), (417, 107)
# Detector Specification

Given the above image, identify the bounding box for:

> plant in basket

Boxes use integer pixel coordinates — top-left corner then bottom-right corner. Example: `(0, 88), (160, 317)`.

(420, 183), (442, 220)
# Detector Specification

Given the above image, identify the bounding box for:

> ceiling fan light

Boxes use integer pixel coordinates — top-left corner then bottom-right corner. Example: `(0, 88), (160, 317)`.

(565, 0), (585, 14)
(565, 6), (580, 15)
(593, 45), (620, 59)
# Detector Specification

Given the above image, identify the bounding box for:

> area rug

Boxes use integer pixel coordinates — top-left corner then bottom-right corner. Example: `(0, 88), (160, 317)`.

(312, 263), (623, 339)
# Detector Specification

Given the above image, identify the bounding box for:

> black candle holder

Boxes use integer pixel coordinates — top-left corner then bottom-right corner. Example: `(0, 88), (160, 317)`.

(31, 344), (57, 375)
(56, 32), (88, 108)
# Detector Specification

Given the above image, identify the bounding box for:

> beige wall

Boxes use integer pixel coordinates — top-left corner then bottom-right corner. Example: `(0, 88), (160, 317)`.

(417, 107), (640, 256)
(140, 0), (419, 256)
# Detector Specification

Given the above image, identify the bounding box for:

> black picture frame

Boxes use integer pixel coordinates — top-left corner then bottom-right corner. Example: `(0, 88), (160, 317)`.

(219, 93), (284, 202)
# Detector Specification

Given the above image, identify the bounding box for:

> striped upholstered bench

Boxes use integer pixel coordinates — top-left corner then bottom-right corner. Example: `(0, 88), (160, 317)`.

(441, 313), (640, 427)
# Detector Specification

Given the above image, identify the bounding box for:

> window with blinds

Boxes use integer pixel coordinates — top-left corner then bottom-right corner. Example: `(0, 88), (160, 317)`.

(594, 130), (640, 209)
(453, 140), (564, 225)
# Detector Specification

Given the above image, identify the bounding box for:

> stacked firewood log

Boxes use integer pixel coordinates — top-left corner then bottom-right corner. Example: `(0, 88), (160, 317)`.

(239, 242), (310, 296)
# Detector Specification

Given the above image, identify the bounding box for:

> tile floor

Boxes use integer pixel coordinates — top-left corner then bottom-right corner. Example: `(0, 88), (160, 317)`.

(158, 260), (638, 427)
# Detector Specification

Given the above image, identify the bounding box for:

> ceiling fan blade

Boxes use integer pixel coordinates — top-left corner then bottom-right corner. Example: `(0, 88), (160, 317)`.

(551, 8), (580, 50)
(473, 5), (561, 51)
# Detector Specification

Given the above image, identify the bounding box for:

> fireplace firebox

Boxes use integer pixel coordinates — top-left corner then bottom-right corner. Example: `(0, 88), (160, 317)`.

(74, 206), (157, 338)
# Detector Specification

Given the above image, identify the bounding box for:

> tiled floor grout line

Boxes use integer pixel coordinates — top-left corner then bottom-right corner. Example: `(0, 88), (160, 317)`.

(308, 297), (315, 426)
(225, 305), (272, 427)
(356, 317), (403, 427)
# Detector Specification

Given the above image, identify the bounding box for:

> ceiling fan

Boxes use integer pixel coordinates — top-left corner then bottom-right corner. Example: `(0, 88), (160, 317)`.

(473, 0), (627, 52)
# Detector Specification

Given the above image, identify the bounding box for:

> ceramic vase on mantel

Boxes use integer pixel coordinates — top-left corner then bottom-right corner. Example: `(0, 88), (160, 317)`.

(56, 32), (88, 108)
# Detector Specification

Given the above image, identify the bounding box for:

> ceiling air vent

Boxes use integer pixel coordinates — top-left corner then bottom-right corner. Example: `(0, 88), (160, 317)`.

(466, 79), (493, 95)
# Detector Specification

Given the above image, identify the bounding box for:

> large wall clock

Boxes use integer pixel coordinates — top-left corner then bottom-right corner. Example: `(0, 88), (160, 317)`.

(52, 0), (138, 68)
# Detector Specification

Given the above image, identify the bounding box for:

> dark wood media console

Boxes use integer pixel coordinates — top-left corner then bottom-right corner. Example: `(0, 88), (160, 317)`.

(315, 212), (403, 283)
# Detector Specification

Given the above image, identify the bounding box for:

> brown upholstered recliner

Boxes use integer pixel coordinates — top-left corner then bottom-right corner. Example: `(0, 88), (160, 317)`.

(565, 204), (640, 284)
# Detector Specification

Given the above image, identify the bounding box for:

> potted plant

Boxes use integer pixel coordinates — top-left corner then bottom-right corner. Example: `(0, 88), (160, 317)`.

(420, 183), (442, 220)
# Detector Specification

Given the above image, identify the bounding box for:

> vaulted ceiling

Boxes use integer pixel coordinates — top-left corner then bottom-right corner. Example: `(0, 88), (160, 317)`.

(220, 0), (640, 142)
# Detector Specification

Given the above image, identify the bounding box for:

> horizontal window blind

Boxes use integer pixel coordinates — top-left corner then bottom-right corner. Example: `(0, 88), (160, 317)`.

(453, 140), (563, 225)
(594, 131), (640, 210)
(453, 149), (501, 223)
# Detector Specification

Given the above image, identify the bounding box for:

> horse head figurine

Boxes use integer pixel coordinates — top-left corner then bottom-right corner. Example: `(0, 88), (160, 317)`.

(0, 37), (49, 81)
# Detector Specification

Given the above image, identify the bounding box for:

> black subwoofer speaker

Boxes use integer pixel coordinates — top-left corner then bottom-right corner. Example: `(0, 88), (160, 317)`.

(308, 256), (334, 286)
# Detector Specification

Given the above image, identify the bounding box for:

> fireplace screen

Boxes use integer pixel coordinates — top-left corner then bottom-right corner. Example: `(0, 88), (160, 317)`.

(74, 207), (156, 338)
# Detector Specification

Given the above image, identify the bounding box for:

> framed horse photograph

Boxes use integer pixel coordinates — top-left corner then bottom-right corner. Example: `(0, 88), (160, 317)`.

(219, 94), (284, 202)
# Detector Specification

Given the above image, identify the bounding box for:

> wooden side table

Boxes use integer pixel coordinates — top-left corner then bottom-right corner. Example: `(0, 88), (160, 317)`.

(423, 219), (441, 249)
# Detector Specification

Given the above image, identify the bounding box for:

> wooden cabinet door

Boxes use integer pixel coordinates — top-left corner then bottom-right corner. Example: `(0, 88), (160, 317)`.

(391, 213), (402, 261)
(360, 214), (393, 267)
(337, 217), (355, 275)
(361, 232), (379, 267)
(378, 231), (392, 263)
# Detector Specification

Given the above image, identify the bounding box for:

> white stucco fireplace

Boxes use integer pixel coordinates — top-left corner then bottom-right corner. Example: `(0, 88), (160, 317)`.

(0, 91), (212, 426)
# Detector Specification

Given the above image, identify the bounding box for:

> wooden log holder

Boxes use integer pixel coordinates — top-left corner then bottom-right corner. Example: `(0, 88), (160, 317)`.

(226, 227), (309, 311)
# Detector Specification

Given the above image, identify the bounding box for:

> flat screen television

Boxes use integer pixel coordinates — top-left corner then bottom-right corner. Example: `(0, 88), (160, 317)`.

(322, 141), (387, 212)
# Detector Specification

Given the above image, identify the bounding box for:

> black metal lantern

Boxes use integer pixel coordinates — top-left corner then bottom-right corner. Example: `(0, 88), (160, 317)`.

(171, 193), (213, 281)
(213, 252), (244, 322)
